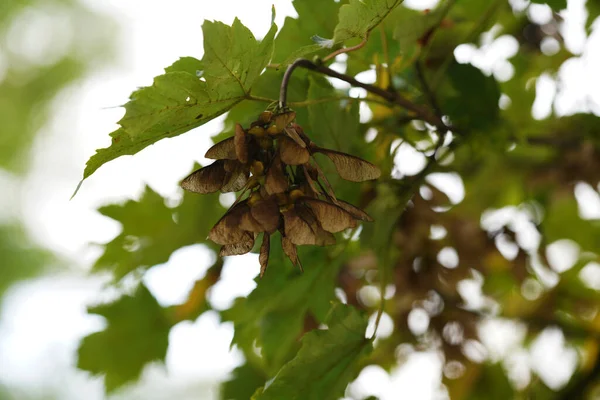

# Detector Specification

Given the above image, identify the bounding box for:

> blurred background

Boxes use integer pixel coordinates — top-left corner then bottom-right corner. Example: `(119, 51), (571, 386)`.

(1, 0), (599, 399)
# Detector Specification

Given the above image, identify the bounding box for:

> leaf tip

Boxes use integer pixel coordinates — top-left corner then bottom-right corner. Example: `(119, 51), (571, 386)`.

(70, 179), (84, 200)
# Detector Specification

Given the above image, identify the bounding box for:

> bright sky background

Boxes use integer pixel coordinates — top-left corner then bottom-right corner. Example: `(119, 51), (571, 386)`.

(1, 0), (600, 399)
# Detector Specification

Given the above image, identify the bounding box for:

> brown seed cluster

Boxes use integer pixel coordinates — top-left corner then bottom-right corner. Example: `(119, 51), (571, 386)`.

(181, 110), (381, 276)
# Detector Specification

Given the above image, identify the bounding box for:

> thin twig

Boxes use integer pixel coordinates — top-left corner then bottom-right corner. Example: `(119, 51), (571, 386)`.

(322, 35), (369, 63)
(415, 60), (443, 118)
(279, 59), (447, 131)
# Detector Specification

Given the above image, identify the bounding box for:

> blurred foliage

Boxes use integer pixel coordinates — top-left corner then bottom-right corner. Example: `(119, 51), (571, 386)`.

(0, 0), (116, 398)
(76, 0), (600, 399)
(0, 0), (117, 299)
(0, 225), (51, 306)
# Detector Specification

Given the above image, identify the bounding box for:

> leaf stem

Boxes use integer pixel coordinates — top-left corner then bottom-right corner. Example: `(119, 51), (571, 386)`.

(322, 35), (369, 63)
(279, 59), (447, 131)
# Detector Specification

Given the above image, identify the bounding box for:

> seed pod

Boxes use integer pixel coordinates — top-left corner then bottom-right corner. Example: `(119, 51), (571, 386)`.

(248, 126), (266, 137)
(266, 125), (281, 136)
(259, 111), (273, 124)
(250, 160), (265, 176)
(234, 123), (248, 164)
(279, 136), (310, 165)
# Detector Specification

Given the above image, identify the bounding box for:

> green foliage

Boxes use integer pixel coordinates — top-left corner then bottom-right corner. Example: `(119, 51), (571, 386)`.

(221, 363), (266, 400)
(254, 303), (372, 400)
(530, 0), (567, 12)
(0, 0), (115, 173)
(222, 240), (345, 375)
(94, 186), (225, 280)
(77, 284), (172, 392)
(0, 225), (51, 303)
(444, 62), (500, 131)
(334, 0), (402, 42)
(272, 0), (342, 65)
(81, 18), (277, 182)
(77, 1), (600, 399)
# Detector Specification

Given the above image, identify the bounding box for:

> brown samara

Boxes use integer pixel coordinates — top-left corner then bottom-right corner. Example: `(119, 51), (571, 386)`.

(181, 110), (381, 276)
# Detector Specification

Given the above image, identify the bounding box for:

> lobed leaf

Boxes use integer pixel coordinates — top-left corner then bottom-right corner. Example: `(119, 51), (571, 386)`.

(255, 303), (372, 400)
(77, 285), (172, 393)
(93, 186), (225, 281)
(81, 18), (277, 183)
(333, 0), (403, 42)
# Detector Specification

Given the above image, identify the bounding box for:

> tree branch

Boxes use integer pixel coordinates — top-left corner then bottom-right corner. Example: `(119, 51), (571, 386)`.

(279, 59), (448, 131)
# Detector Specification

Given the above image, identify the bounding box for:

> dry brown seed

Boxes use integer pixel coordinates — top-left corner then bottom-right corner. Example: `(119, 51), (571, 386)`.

(259, 233), (270, 277)
(181, 160), (227, 194)
(279, 136), (310, 165)
(258, 136), (274, 149)
(274, 111), (296, 131)
(289, 189), (304, 202)
(219, 232), (255, 256)
(290, 123), (312, 147)
(240, 210), (265, 232)
(283, 209), (318, 245)
(248, 126), (267, 137)
(266, 125), (281, 136)
(316, 148), (381, 182)
(259, 111), (273, 124)
(284, 125), (307, 148)
(300, 197), (356, 233)
(265, 155), (289, 195)
(295, 203), (336, 246)
(250, 160), (265, 176)
(205, 137), (237, 160)
(247, 191), (262, 206)
(234, 123), (248, 164)
(335, 199), (373, 222)
(209, 202), (250, 245)
(302, 165), (320, 195)
(282, 236), (301, 270)
(221, 161), (249, 192)
(250, 197), (280, 234)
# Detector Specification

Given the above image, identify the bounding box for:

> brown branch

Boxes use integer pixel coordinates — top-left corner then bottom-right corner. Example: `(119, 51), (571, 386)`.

(279, 59), (448, 131)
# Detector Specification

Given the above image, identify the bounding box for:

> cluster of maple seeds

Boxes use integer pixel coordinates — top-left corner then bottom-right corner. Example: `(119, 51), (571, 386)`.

(181, 110), (381, 276)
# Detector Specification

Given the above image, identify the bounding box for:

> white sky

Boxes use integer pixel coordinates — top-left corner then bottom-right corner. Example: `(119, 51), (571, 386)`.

(1, 0), (600, 399)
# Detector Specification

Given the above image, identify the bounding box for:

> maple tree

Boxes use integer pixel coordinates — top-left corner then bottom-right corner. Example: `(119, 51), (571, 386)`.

(71, 0), (600, 399)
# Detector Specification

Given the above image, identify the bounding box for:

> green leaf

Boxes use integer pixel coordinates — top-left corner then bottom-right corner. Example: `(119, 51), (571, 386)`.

(393, 5), (445, 53)
(530, 0), (567, 12)
(221, 239), (343, 374)
(273, 0), (343, 65)
(544, 195), (600, 253)
(334, 0), (403, 42)
(82, 18), (277, 181)
(94, 185), (226, 281)
(0, 225), (51, 304)
(221, 363), (266, 400)
(77, 284), (173, 393)
(443, 62), (500, 130)
(164, 56), (203, 74)
(255, 303), (372, 400)
(306, 75), (361, 153)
